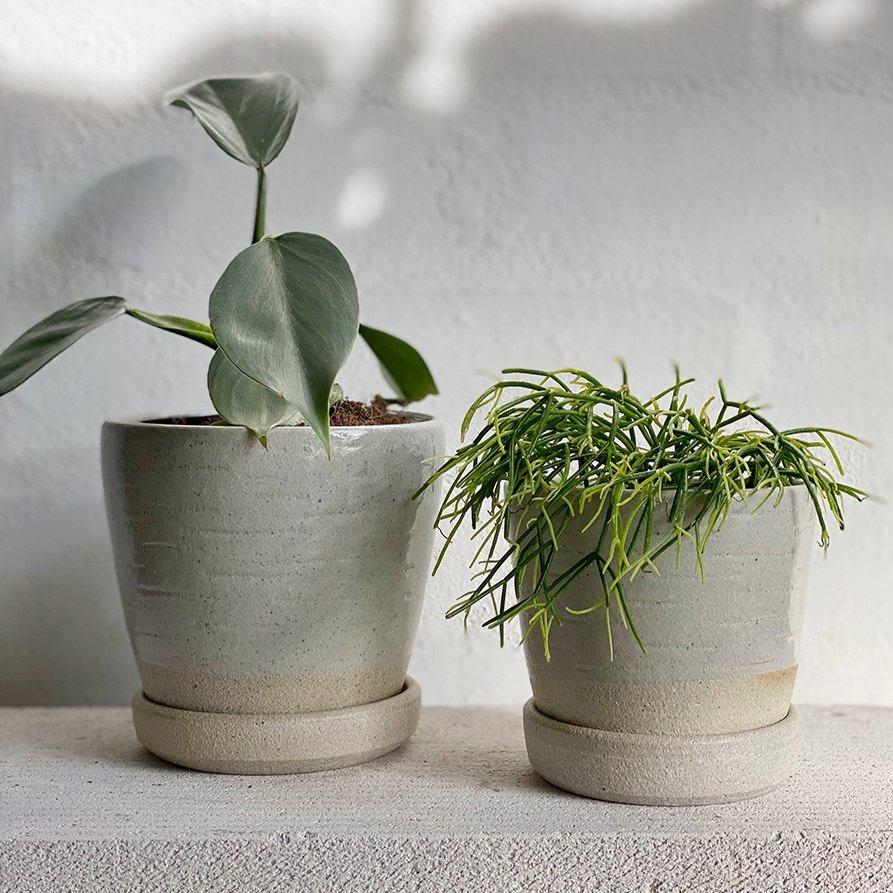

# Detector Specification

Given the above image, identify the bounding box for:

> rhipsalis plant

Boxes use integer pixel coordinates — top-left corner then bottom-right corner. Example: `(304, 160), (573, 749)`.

(416, 368), (865, 658)
(0, 72), (437, 450)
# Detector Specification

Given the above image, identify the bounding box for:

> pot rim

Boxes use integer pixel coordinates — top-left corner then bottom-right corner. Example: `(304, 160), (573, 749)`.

(103, 410), (440, 433)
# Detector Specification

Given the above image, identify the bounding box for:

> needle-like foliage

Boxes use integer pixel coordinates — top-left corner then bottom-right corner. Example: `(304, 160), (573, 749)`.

(416, 367), (866, 658)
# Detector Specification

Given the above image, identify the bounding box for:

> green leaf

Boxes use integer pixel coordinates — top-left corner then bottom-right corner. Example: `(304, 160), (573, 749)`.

(209, 233), (359, 452)
(125, 308), (217, 348)
(209, 348), (346, 445)
(0, 297), (126, 396)
(359, 324), (438, 403)
(166, 72), (299, 168)
(208, 349), (302, 445)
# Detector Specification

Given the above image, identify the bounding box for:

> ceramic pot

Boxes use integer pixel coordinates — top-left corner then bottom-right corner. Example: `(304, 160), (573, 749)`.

(101, 414), (444, 773)
(519, 487), (813, 804)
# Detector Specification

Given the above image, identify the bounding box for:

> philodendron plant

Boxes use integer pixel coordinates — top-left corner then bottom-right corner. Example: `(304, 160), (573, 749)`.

(0, 72), (437, 449)
(418, 367), (865, 657)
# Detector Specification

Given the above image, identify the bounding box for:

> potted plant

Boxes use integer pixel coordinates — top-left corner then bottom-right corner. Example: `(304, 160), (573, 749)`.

(0, 72), (444, 774)
(419, 367), (864, 804)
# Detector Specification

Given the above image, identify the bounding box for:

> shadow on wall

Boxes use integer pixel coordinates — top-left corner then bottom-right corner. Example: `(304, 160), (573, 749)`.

(1, 0), (891, 704)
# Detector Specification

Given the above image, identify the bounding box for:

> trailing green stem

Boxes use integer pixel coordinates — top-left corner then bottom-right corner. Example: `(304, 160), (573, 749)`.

(416, 368), (866, 658)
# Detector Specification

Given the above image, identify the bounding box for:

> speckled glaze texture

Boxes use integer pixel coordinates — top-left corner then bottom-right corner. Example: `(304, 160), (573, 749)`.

(131, 678), (422, 774)
(522, 488), (813, 734)
(518, 487), (814, 803)
(101, 416), (444, 716)
(524, 700), (801, 805)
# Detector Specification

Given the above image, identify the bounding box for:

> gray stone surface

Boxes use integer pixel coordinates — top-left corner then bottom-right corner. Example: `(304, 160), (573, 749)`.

(1, 705), (891, 892)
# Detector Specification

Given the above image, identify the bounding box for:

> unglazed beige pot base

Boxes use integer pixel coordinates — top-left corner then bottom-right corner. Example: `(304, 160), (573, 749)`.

(132, 677), (421, 775)
(523, 700), (800, 806)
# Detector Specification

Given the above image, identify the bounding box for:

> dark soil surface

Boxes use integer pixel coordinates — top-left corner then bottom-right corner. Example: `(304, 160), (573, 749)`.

(157, 415), (221, 426)
(153, 396), (412, 427)
(330, 396), (410, 426)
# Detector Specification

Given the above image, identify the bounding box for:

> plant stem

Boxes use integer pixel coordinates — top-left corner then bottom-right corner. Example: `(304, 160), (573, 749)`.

(125, 307), (217, 348)
(252, 165), (266, 244)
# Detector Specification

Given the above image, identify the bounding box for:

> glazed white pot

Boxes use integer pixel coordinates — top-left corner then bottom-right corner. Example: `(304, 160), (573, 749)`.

(518, 487), (814, 804)
(101, 414), (444, 773)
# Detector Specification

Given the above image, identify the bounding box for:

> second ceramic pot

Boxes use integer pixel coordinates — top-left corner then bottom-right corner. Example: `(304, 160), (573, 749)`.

(519, 487), (814, 804)
(101, 414), (444, 772)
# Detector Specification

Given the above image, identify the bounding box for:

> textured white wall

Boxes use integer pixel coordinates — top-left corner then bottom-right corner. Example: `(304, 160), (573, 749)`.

(1, 0), (890, 707)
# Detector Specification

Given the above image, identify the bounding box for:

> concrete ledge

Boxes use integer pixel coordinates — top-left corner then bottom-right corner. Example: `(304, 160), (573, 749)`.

(2, 705), (891, 892)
